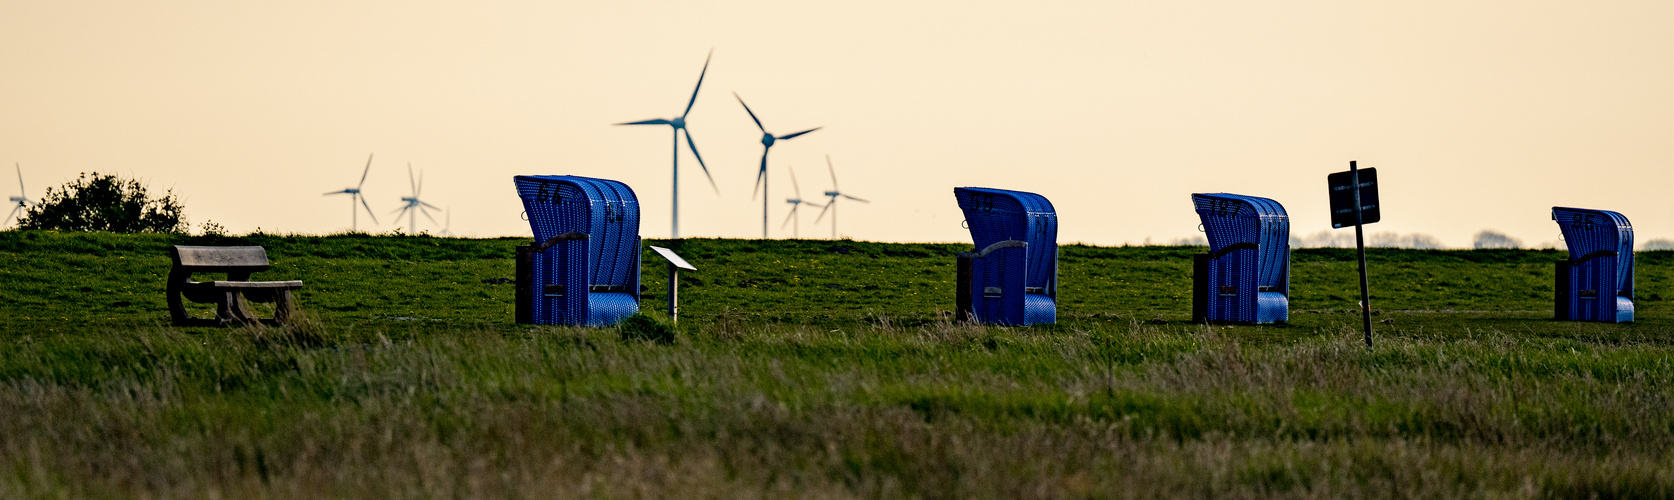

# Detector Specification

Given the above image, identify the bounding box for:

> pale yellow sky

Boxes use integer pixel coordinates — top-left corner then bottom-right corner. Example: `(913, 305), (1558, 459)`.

(2, 1), (1671, 246)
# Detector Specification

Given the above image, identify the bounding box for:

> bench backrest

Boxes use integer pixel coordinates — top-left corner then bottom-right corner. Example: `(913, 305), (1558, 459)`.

(514, 175), (640, 290)
(1192, 193), (1289, 291)
(1553, 206), (1633, 288)
(170, 246), (271, 272)
(954, 187), (1057, 291)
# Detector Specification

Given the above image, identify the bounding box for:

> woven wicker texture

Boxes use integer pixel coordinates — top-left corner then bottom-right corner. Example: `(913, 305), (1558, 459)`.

(1192, 193), (1289, 324)
(1553, 207), (1634, 323)
(955, 187), (1057, 325)
(515, 175), (642, 326)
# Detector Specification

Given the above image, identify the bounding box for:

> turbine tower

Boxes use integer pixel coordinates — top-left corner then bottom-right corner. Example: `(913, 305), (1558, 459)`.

(781, 165), (823, 238)
(440, 207), (453, 237)
(392, 163), (439, 233)
(736, 92), (821, 239)
(814, 155), (868, 239)
(616, 50), (719, 239)
(324, 153), (378, 231)
(5, 163), (34, 228)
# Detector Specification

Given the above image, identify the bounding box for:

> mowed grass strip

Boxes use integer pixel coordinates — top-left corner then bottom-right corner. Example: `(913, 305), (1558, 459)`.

(2, 230), (1673, 498)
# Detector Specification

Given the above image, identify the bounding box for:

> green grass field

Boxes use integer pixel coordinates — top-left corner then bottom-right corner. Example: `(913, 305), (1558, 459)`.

(3, 230), (1673, 498)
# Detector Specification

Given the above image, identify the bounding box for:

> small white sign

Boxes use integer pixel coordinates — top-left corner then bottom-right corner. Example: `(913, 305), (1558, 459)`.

(648, 246), (696, 270)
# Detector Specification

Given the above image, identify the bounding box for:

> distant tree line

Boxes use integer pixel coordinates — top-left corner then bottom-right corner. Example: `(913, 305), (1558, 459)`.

(1472, 230), (1522, 249)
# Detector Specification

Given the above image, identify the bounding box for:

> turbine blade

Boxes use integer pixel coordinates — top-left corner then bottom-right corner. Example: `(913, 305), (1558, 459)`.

(788, 165), (801, 197)
(420, 205), (439, 225)
(683, 49), (712, 118)
(844, 194), (870, 203)
(827, 155), (839, 190)
(781, 207), (797, 229)
(419, 200), (440, 210)
(616, 118), (673, 126)
(360, 196), (379, 224)
(683, 128), (719, 194)
(15, 163), (24, 194)
(751, 150), (767, 200)
(407, 163), (417, 196)
(776, 127), (821, 141)
(734, 92), (766, 133)
(359, 153), (373, 188)
(813, 199), (834, 223)
(393, 205), (409, 216)
(5, 205), (20, 226)
(325, 190), (348, 196)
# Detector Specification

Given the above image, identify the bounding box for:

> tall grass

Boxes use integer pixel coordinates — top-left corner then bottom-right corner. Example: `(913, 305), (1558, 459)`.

(2, 231), (1673, 497)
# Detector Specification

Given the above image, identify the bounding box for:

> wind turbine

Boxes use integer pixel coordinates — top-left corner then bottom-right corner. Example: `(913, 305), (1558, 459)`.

(813, 155), (868, 239)
(324, 153), (378, 231)
(440, 207), (453, 237)
(735, 92), (821, 239)
(616, 50), (719, 239)
(392, 163), (439, 233)
(780, 166), (823, 238)
(5, 163), (33, 228)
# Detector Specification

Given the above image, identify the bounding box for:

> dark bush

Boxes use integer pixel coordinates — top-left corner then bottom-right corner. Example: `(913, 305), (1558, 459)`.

(18, 172), (186, 233)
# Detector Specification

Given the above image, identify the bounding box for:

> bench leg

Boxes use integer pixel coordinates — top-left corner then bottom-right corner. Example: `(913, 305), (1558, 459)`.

(168, 288), (191, 326)
(218, 291), (249, 325)
(273, 290), (294, 324)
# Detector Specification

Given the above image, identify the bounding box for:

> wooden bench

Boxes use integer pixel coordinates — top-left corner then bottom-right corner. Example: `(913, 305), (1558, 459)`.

(167, 245), (304, 326)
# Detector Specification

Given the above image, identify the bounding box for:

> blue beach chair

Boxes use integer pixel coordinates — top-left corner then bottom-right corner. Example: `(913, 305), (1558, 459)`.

(1552, 207), (1633, 323)
(513, 175), (641, 326)
(953, 187), (1057, 325)
(1190, 193), (1289, 324)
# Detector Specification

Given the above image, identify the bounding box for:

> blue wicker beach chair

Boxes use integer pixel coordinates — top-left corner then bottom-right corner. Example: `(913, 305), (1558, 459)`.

(513, 175), (641, 326)
(1552, 207), (1633, 323)
(1191, 193), (1289, 324)
(953, 187), (1057, 325)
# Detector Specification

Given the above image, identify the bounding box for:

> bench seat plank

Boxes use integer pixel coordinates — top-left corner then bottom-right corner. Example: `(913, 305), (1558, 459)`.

(195, 280), (304, 289)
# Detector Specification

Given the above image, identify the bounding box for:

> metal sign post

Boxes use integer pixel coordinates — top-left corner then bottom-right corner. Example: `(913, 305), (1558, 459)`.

(648, 246), (696, 323)
(1328, 162), (1379, 349)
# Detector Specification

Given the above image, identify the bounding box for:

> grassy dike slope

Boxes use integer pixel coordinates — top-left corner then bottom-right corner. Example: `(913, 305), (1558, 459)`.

(2, 230), (1674, 498)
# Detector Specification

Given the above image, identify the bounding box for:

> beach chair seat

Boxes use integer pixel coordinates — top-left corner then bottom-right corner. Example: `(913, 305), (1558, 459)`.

(1190, 193), (1289, 324)
(1552, 207), (1633, 323)
(513, 175), (642, 326)
(954, 187), (1057, 325)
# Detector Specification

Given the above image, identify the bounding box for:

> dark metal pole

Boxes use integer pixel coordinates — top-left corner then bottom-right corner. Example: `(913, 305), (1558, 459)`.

(1351, 161), (1372, 349)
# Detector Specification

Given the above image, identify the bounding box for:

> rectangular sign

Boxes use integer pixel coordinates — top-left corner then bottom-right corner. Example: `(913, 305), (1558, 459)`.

(1328, 167), (1380, 228)
(648, 245), (696, 270)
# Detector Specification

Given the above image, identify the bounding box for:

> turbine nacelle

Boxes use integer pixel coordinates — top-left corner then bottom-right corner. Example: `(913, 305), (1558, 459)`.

(670, 116), (687, 129)
(760, 133), (776, 147)
(8, 164), (30, 207)
(325, 153), (379, 230)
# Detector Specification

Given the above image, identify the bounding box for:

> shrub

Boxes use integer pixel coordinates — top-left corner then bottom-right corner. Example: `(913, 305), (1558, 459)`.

(17, 172), (186, 233)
